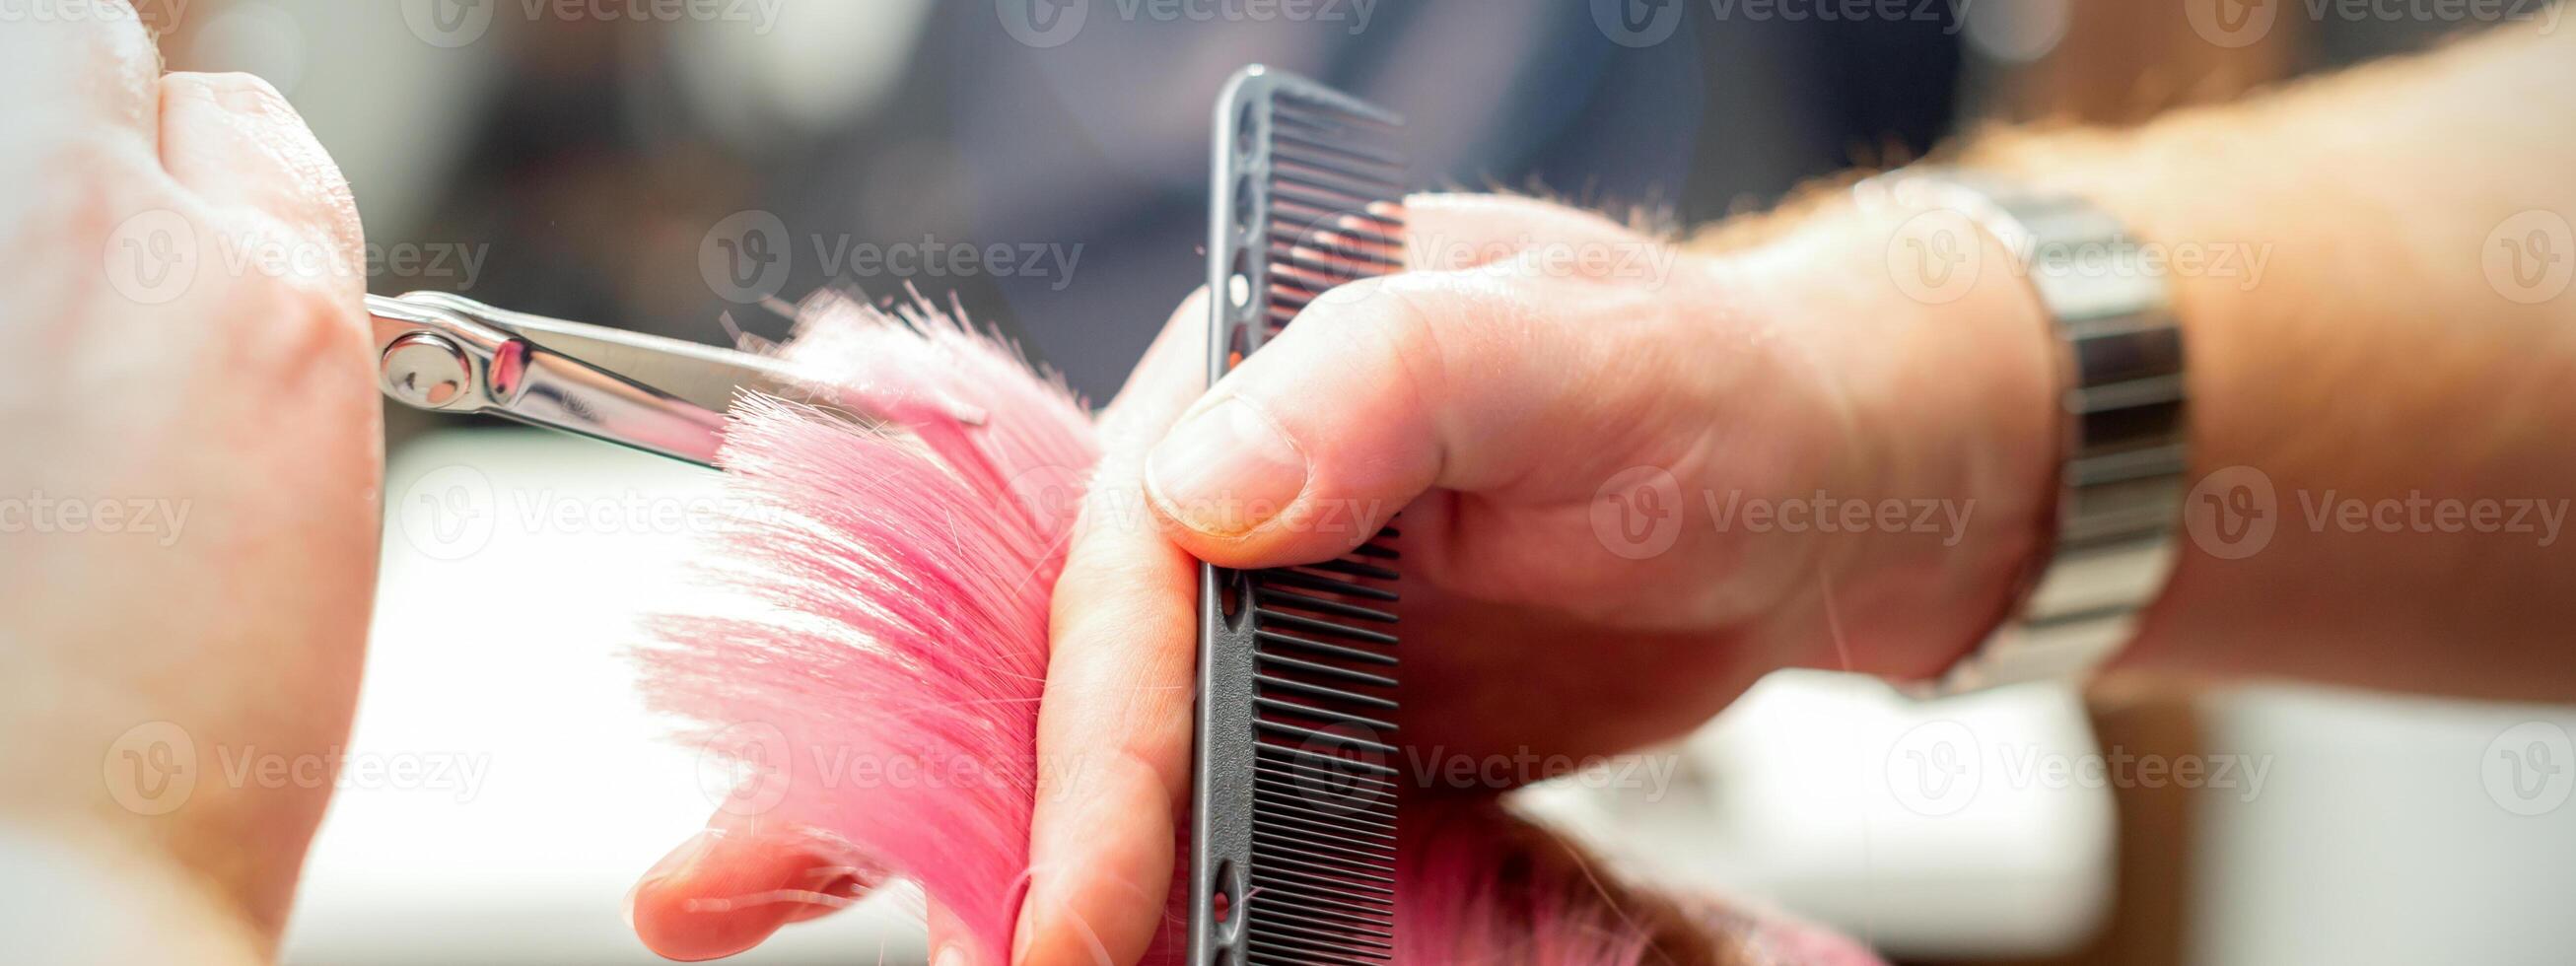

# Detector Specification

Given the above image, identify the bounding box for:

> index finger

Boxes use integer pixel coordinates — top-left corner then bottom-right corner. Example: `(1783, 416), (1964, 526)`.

(1016, 291), (1211, 966)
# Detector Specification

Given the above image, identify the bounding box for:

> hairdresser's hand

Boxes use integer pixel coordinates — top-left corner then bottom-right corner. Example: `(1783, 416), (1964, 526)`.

(0, 12), (380, 961)
(1016, 191), (2060, 965)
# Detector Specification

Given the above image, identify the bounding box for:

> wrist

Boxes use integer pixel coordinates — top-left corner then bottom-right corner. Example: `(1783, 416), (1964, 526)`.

(1859, 168), (2200, 694)
(1733, 197), (2063, 681)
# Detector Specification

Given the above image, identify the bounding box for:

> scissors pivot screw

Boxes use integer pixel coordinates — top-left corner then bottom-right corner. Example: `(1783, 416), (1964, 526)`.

(382, 332), (473, 409)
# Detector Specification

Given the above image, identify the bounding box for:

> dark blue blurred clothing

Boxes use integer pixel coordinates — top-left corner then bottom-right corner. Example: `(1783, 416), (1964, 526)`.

(430, 1), (1967, 401)
(850, 0), (1964, 397)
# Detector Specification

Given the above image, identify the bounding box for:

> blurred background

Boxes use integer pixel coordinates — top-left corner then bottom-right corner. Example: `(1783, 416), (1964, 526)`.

(124, 0), (2576, 963)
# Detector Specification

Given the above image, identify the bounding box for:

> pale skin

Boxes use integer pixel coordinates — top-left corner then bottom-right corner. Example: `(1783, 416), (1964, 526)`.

(1, 11), (2568, 966)
(0, 11), (379, 966)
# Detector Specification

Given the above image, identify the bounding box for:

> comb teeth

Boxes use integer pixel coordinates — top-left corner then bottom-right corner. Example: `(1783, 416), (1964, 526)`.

(1194, 67), (1408, 966)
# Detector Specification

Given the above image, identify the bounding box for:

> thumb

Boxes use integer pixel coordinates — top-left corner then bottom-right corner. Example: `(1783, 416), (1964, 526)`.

(1141, 259), (1722, 570)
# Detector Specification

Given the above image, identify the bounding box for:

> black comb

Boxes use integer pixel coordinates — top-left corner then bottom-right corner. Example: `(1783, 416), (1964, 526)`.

(1190, 67), (1410, 966)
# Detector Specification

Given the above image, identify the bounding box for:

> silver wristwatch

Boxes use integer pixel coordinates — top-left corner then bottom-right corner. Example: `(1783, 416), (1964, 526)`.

(1860, 170), (2191, 696)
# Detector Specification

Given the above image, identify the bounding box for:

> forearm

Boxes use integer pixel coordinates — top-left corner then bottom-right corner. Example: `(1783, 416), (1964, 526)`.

(1968, 24), (2576, 698)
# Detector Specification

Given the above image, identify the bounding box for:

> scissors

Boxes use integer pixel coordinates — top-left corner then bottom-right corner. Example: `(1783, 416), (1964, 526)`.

(364, 292), (842, 469)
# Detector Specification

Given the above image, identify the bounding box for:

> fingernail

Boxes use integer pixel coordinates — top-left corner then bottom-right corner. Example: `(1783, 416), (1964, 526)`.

(1146, 397), (1309, 536)
(937, 943), (976, 966)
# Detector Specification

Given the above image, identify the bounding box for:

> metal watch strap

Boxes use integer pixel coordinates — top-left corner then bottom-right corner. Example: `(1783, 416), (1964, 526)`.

(1863, 170), (2191, 695)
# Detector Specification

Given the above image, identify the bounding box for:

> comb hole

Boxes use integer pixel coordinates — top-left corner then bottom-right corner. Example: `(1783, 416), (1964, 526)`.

(1234, 100), (1260, 157)
(1212, 862), (1235, 925)
(1228, 246), (1253, 310)
(1225, 316), (1251, 372)
(1232, 173), (1257, 234)
(1218, 570), (1246, 625)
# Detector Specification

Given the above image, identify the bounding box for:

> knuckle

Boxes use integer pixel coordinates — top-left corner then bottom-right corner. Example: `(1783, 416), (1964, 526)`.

(1357, 272), (1532, 411)
(1289, 276), (1433, 367)
(268, 278), (368, 357)
(1114, 739), (1191, 808)
(1371, 281), (1453, 377)
(206, 228), (370, 367)
(1052, 550), (1187, 639)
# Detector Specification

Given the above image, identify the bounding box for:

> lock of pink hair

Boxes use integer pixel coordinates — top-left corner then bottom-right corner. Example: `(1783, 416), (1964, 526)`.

(638, 293), (1882, 966)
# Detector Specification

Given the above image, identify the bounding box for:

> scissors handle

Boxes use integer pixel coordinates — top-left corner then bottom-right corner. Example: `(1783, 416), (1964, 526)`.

(367, 293), (734, 468)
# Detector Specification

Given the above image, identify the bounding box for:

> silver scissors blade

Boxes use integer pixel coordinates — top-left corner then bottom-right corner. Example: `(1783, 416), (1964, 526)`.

(366, 292), (842, 468)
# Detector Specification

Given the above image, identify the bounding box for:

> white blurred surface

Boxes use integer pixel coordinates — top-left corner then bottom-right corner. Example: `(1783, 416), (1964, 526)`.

(670, 0), (937, 148)
(284, 430), (925, 966)
(2191, 688), (2576, 966)
(1520, 671), (2119, 959)
(1525, 673), (2576, 964)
